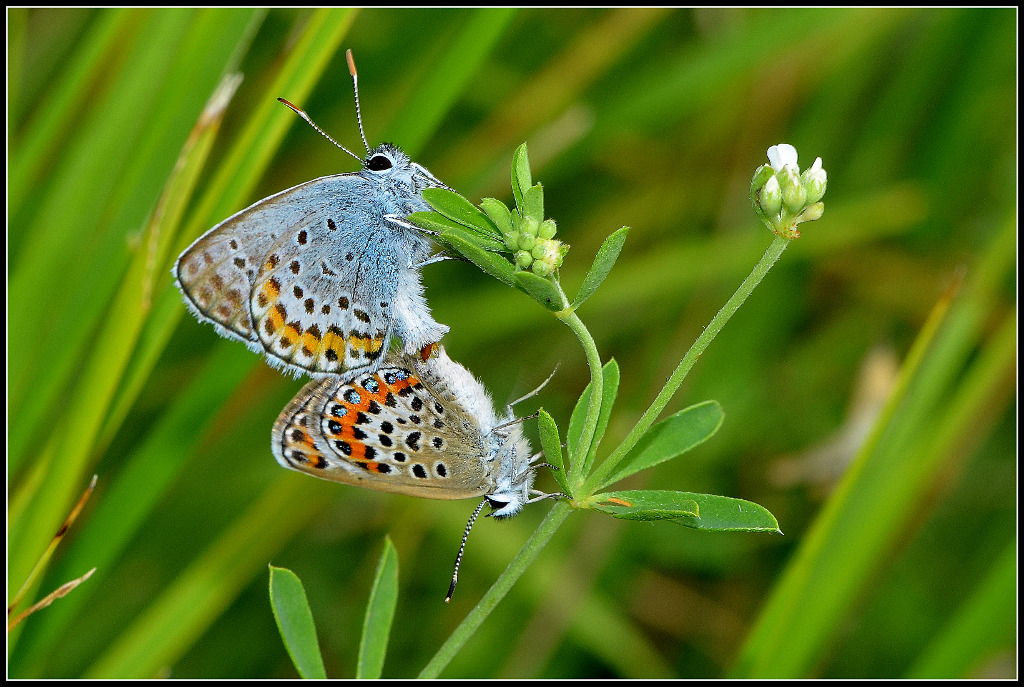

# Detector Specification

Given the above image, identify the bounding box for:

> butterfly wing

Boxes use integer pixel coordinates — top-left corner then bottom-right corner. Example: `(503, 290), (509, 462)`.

(272, 352), (490, 499)
(175, 174), (446, 378)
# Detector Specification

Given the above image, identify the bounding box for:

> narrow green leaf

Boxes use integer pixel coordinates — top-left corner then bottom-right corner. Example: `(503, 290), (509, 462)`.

(523, 183), (544, 224)
(906, 540), (1016, 678)
(591, 491), (699, 521)
(511, 142), (532, 210)
(421, 187), (502, 240)
(567, 360), (619, 466)
(572, 226), (630, 310)
(514, 270), (566, 311)
(480, 197), (514, 239)
(593, 490), (781, 532)
(408, 210), (505, 252)
(84, 477), (335, 678)
(603, 400), (724, 488)
(434, 228), (517, 287)
(269, 566), (327, 679)
(537, 409), (571, 497)
(357, 538), (399, 679)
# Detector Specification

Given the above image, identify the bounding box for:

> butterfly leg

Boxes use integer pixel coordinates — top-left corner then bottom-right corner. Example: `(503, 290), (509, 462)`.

(385, 213), (437, 236)
(525, 490), (565, 504)
(414, 253), (466, 268)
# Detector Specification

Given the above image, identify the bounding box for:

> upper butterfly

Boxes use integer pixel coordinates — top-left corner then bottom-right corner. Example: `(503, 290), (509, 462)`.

(173, 50), (448, 379)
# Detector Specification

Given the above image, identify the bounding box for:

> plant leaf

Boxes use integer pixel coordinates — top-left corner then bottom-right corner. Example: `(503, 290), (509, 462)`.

(572, 226), (629, 310)
(537, 408), (571, 497)
(269, 565), (327, 679)
(603, 400), (724, 488)
(479, 197), (514, 239)
(511, 142), (532, 210)
(357, 538), (399, 679)
(421, 187), (502, 240)
(523, 183), (544, 224)
(408, 210), (505, 252)
(435, 229), (517, 287)
(514, 270), (566, 311)
(593, 490), (781, 532)
(591, 491), (699, 521)
(567, 359), (619, 467)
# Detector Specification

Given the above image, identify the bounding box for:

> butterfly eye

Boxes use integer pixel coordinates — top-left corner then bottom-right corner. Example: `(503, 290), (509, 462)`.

(367, 154), (393, 172)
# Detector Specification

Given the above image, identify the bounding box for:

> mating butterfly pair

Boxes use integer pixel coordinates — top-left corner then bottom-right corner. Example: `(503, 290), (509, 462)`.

(174, 51), (555, 598)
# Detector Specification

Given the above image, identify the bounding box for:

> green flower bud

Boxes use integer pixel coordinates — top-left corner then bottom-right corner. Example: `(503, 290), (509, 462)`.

(522, 216), (540, 237)
(532, 259), (553, 277)
(797, 201), (824, 223)
(759, 175), (782, 217)
(515, 250), (534, 269)
(518, 233), (536, 251)
(538, 219), (557, 239)
(801, 157), (827, 205)
(777, 165), (806, 214)
(504, 230), (521, 252)
(532, 241), (550, 260)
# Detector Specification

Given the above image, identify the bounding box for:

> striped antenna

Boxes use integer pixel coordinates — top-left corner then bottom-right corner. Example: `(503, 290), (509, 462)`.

(346, 49), (371, 154)
(277, 97), (363, 164)
(446, 498), (488, 603)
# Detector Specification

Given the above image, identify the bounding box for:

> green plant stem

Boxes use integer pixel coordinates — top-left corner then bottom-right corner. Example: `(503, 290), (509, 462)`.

(418, 500), (574, 678)
(555, 309), (604, 491)
(583, 235), (790, 493)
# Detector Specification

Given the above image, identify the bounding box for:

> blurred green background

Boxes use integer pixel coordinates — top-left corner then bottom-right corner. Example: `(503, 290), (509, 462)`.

(7, 8), (1016, 678)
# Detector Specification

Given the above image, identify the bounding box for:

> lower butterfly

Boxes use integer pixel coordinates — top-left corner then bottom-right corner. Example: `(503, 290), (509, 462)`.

(273, 345), (560, 600)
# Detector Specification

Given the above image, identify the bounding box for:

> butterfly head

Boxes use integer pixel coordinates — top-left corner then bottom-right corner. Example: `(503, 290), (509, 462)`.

(364, 142), (447, 195)
(483, 419), (536, 519)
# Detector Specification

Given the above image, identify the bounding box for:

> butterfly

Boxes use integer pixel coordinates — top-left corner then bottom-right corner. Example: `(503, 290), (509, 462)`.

(272, 345), (558, 599)
(174, 50), (448, 379)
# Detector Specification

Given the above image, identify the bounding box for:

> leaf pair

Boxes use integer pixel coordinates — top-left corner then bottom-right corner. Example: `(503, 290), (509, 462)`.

(269, 538), (399, 679)
(410, 142), (628, 312)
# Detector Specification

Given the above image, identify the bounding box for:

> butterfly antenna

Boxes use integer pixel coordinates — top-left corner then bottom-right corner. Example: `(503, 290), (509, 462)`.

(446, 498), (487, 603)
(346, 49), (371, 155)
(277, 97), (363, 164)
(491, 411), (539, 434)
(508, 363), (560, 409)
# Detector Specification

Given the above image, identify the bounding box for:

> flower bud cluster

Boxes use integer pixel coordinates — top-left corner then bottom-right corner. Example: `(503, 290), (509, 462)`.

(750, 143), (827, 239)
(481, 184), (568, 277)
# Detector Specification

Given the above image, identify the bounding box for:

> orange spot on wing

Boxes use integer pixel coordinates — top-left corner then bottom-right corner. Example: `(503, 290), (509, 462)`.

(419, 343), (438, 361)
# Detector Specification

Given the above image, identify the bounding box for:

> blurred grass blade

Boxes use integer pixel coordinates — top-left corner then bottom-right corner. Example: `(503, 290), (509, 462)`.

(7, 568), (96, 633)
(269, 566), (327, 679)
(381, 7), (517, 153)
(8, 475), (97, 622)
(601, 400), (724, 489)
(9, 10), (260, 453)
(906, 541), (1016, 678)
(6, 60), (248, 596)
(356, 538), (399, 679)
(9, 70), (241, 481)
(9, 342), (257, 673)
(84, 477), (334, 678)
(8, 9), (137, 217)
(8, 8), (355, 608)
(731, 219), (1017, 678)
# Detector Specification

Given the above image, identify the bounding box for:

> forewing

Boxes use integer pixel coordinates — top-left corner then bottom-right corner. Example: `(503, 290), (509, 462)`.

(177, 174), (408, 377)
